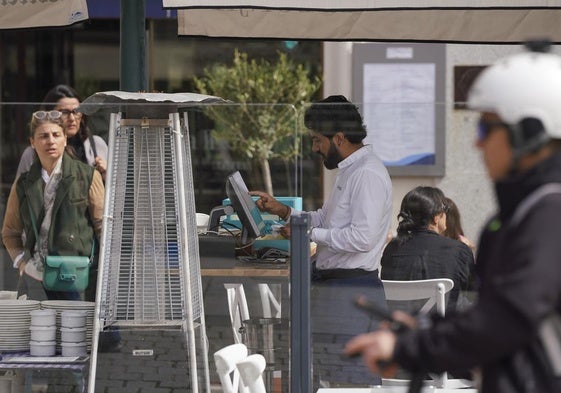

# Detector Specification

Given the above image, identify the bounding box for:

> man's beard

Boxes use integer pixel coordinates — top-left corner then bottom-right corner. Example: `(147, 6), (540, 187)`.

(321, 139), (343, 170)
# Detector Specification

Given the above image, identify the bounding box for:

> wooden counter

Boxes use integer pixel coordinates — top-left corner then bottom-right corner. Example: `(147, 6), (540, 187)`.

(200, 260), (289, 277)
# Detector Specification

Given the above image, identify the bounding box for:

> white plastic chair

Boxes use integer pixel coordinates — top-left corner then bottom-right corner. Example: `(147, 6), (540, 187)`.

(257, 284), (281, 319)
(225, 284), (251, 344)
(236, 354), (268, 393)
(381, 278), (474, 390)
(224, 283), (281, 343)
(214, 343), (249, 393)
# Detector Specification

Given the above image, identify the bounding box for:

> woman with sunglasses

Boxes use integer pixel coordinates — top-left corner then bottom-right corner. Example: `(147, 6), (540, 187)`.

(2, 111), (104, 301)
(16, 84), (108, 179)
(380, 186), (475, 312)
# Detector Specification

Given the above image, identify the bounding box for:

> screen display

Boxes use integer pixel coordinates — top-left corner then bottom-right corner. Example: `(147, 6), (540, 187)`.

(226, 171), (266, 240)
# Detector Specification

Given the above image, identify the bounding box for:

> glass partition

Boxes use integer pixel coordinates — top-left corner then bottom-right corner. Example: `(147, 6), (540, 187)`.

(0, 100), (309, 393)
(0, 99), (483, 393)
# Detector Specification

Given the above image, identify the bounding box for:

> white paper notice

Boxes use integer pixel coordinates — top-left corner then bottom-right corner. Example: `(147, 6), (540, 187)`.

(363, 63), (436, 166)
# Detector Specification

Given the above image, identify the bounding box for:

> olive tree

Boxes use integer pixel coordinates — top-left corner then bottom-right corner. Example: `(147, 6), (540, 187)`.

(194, 49), (321, 195)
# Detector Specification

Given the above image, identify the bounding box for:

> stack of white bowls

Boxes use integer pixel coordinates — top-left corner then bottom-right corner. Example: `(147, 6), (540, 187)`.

(60, 310), (88, 357)
(29, 309), (57, 356)
(40, 300), (95, 352)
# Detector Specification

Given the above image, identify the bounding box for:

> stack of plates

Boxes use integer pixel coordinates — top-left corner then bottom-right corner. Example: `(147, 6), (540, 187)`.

(0, 299), (41, 352)
(40, 300), (95, 352)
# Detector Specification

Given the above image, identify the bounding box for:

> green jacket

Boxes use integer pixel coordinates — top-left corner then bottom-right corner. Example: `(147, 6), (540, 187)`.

(16, 153), (96, 261)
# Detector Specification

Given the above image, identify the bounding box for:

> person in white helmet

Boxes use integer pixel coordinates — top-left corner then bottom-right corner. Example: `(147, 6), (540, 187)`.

(344, 41), (561, 393)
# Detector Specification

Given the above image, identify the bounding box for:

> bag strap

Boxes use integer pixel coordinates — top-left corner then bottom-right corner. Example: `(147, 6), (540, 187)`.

(510, 183), (561, 227)
(88, 135), (98, 159)
(508, 183), (561, 377)
(26, 197), (95, 261)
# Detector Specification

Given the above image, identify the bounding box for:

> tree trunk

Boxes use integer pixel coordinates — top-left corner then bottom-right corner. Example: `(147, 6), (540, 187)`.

(260, 158), (273, 195)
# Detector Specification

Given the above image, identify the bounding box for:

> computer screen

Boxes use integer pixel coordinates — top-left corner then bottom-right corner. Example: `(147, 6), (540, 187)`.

(225, 171), (266, 244)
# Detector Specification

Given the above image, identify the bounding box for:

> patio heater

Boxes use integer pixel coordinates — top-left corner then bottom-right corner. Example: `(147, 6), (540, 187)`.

(81, 92), (225, 393)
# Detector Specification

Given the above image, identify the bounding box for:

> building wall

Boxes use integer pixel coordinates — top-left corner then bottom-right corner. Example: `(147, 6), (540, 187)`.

(322, 42), (548, 248)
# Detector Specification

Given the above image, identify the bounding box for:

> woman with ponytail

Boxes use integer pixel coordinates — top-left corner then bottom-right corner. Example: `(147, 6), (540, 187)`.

(381, 186), (475, 311)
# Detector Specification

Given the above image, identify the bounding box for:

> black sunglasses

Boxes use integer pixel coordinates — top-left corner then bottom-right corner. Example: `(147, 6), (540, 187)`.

(59, 108), (82, 118)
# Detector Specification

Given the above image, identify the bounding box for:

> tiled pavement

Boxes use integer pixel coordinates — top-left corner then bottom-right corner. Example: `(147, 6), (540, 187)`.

(3, 275), (378, 392)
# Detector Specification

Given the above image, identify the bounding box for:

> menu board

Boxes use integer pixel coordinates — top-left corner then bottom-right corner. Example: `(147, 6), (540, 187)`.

(353, 43), (446, 176)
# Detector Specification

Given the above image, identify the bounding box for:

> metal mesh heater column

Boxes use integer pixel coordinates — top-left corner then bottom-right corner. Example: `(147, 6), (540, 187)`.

(88, 112), (209, 393)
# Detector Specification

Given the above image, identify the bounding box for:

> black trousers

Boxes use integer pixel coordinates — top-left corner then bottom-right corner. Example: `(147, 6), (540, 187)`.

(311, 267), (387, 387)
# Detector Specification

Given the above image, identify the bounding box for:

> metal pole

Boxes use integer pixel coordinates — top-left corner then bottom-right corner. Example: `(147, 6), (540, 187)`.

(120, 0), (146, 92)
(88, 112), (119, 393)
(290, 214), (311, 393)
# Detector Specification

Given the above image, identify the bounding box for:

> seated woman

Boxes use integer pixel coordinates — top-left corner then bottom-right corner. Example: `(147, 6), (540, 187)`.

(443, 196), (476, 253)
(2, 110), (104, 301)
(381, 186), (475, 312)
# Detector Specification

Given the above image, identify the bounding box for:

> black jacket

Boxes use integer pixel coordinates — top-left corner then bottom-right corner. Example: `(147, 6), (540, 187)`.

(381, 229), (475, 311)
(393, 152), (561, 393)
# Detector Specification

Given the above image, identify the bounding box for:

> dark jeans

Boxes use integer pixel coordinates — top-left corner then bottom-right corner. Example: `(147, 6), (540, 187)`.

(311, 267), (387, 388)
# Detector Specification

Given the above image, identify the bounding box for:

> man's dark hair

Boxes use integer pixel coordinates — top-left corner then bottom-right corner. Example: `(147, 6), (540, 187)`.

(304, 95), (367, 144)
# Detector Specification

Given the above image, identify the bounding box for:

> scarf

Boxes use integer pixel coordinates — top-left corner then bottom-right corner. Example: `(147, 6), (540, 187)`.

(25, 158), (63, 281)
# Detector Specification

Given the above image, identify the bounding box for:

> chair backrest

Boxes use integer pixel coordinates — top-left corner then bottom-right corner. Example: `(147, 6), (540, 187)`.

(225, 284), (250, 344)
(214, 343), (249, 393)
(236, 354), (267, 393)
(381, 278), (455, 389)
(381, 278), (454, 316)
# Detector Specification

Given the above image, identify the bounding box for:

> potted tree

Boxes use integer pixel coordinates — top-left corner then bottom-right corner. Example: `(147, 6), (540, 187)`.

(194, 50), (321, 195)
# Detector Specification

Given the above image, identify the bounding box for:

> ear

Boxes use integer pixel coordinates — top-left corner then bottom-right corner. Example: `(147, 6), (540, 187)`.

(333, 132), (345, 147)
(30, 137), (35, 149)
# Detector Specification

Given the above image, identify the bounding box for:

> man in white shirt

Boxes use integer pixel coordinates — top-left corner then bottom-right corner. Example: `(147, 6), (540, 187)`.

(252, 95), (393, 388)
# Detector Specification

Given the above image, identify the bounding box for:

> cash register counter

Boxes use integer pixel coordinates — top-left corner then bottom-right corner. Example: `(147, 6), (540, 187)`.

(199, 255), (290, 317)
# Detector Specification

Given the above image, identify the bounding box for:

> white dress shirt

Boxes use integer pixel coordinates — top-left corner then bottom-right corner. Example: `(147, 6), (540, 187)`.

(294, 144), (392, 271)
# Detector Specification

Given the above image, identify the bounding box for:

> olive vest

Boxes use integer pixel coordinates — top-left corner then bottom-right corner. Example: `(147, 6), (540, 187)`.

(16, 153), (96, 260)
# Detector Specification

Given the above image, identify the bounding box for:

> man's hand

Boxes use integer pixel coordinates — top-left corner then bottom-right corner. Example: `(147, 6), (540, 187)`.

(344, 330), (399, 376)
(249, 191), (290, 219)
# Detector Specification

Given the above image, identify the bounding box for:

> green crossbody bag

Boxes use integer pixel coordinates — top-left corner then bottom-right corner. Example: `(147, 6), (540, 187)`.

(27, 199), (94, 292)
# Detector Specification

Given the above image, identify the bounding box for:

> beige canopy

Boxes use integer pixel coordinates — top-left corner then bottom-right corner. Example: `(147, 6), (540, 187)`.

(0, 0), (89, 30)
(162, 1), (561, 42)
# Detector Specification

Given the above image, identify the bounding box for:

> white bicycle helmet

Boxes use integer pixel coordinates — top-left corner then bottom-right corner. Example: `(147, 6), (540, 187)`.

(467, 41), (561, 153)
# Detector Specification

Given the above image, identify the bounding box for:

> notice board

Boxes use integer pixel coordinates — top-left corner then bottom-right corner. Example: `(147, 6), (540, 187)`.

(353, 43), (446, 176)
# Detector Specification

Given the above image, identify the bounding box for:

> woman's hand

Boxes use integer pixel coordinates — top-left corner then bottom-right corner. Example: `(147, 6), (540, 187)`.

(94, 156), (107, 179)
(18, 260), (26, 276)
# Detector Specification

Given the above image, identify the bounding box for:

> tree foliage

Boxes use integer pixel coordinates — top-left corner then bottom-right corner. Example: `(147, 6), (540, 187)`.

(194, 50), (321, 194)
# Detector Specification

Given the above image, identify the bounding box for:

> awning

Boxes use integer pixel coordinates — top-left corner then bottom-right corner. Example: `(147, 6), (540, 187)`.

(162, 1), (561, 42)
(0, 0), (89, 30)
